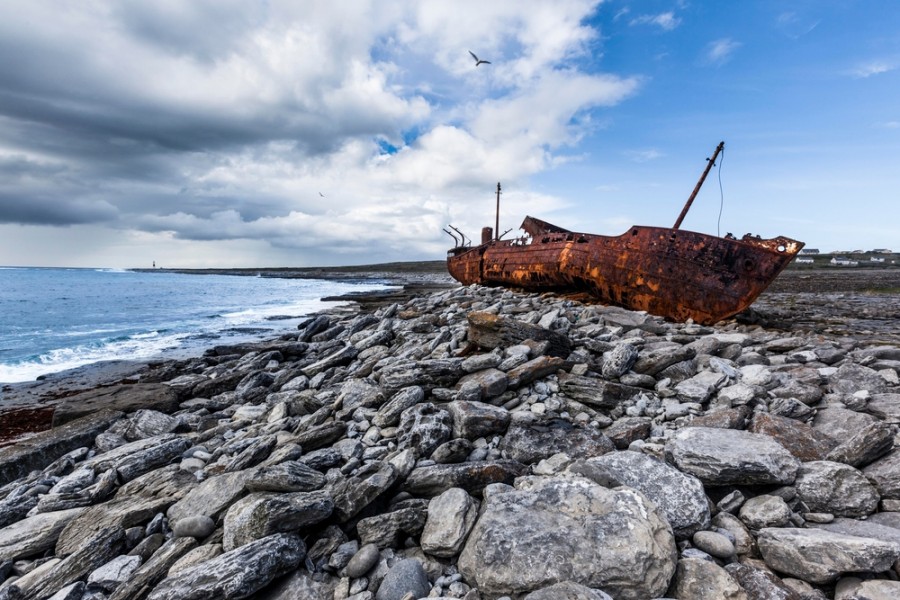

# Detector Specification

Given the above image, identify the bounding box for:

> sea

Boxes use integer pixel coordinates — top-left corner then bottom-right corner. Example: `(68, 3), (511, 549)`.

(0, 267), (393, 384)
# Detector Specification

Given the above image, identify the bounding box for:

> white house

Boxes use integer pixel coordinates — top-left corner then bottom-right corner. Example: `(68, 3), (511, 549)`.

(795, 257), (815, 264)
(830, 257), (858, 266)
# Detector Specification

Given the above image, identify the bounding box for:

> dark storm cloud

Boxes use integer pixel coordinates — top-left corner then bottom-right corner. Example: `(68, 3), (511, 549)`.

(0, 192), (117, 225)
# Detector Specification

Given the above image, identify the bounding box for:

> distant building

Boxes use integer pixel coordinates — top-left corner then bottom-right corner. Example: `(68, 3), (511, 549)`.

(795, 257), (815, 264)
(872, 249), (894, 254)
(850, 249), (865, 255)
(869, 257), (886, 263)
(830, 257), (858, 266)
(799, 248), (820, 254)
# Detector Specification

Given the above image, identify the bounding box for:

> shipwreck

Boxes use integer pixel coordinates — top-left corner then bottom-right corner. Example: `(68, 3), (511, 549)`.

(445, 142), (804, 325)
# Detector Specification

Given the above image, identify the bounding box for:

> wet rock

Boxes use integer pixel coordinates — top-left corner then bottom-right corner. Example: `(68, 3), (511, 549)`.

(600, 343), (639, 379)
(600, 417), (651, 449)
(86, 554), (141, 592)
(357, 503), (427, 548)
(0, 507), (86, 562)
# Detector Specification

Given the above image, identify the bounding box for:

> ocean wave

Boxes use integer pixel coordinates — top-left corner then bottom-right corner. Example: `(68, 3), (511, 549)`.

(0, 331), (187, 384)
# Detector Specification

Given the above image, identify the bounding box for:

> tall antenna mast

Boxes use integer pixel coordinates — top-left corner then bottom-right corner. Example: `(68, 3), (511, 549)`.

(495, 182), (501, 241)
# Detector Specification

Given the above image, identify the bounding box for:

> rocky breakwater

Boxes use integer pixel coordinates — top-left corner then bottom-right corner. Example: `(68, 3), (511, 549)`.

(1, 285), (900, 600)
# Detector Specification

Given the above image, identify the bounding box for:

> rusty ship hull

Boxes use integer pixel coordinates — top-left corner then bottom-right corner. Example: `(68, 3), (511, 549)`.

(447, 216), (804, 325)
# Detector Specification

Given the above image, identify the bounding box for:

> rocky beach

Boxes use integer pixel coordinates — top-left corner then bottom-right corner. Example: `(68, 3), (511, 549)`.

(0, 266), (899, 600)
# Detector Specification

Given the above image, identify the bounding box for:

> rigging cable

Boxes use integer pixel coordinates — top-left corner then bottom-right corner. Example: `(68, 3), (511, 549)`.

(716, 145), (726, 237)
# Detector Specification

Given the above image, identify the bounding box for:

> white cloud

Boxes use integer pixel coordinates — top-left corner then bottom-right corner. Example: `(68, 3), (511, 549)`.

(851, 60), (896, 78)
(0, 0), (648, 266)
(702, 38), (741, 66)
(624, 149), (663, 162)
(630, 12), (681, 31)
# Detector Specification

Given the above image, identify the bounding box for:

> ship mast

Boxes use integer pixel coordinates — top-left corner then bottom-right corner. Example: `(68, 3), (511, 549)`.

(495, 182), (501, 240)
(673, 141), (724, 230)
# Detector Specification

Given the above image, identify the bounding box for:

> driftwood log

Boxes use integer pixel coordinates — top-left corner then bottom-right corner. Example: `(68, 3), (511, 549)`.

(466, 311), (571, 358)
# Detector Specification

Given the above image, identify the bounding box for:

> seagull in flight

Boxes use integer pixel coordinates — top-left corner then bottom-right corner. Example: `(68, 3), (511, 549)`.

(469, 50), (491, 66)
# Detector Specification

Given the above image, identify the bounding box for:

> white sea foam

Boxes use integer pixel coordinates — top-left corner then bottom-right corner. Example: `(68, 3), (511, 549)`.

(0, 331), (186, 383)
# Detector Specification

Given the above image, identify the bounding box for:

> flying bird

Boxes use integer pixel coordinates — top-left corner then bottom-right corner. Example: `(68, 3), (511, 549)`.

(469, 50), (491, 66)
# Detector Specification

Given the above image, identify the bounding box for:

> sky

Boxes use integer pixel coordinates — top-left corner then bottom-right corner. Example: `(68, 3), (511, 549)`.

(0, 0), (898, 268)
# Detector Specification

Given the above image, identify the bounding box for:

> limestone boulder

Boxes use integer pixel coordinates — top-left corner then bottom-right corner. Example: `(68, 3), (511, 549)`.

(457, 475), (676, 600)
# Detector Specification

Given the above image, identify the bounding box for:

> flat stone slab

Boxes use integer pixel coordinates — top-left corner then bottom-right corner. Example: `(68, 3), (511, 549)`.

(52, 384), (179, 426)
(0, 409), (123, 483)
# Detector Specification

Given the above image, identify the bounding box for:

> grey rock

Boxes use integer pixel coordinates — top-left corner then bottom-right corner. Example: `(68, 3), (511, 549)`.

(523, 581), (613, 600)
(122, 410), (179, 441)
(246, 460), (327, 492)
(813, 407), (879, 445)
(795, 461), (879, 517)
(692, 530), (735, 559)
(421, 488), (478, 557)
(863, 448), (900, 500)
(81, 433), (191, 483)
(167, 468), (259, 526)
(345, 543), (380, 578)
(456, 368), (509, 401)
(0, 409), (123, 484)
(330, 462), (399, 522)
(108, 537), (198, 600)
(757, 527), (900, 584)
(601, 343), (639, 379)
(0, 507), (86, 562)
(447, 401), (510, 440)
(738, 494), (792, 529)
(403, 461), (528, 497)
(166, 543), (223, 576)
(431, 438), (473, 463)
(44, 582), (85, 600)
(574, 450), (710, 539)
(457, 476), (676, 600)
(632, 344), (696, 376)
(865, 393), (900, 423)
(251, 568), (339, 599)
(500, 418), (614, 464)
(372, 387), (425, 428)
(712, 512), (756, 556)
(559, 374), (643, 409)
(86, 554), (141, 592)
(375, 558), (430, 600)
(223, 490), (333, 551)
(52, 385), (177, 427)
(825, 422), (895, 468)
(147, 533), (306, 600)
(671, 558), (747, 600)
(723, 563), (799, 600)
(830, 363), (889, 394)
(357, 504), (427, 548)
(665, 427), (800, 486)
(397, 403), (452, 456)
(506, 356), (568, 389)
(172, 515), (215, 539)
